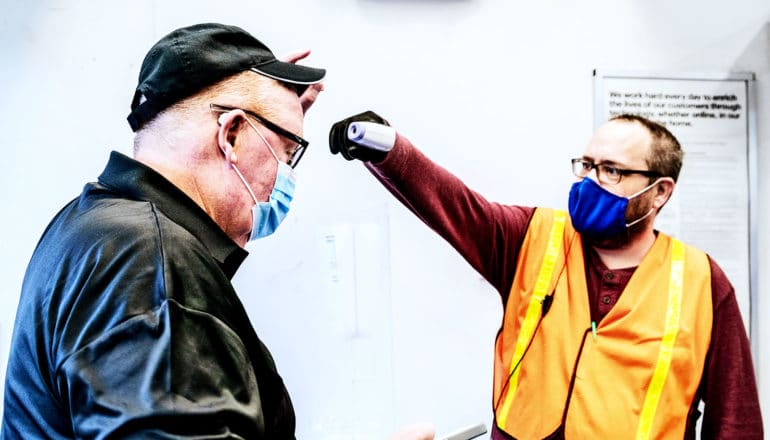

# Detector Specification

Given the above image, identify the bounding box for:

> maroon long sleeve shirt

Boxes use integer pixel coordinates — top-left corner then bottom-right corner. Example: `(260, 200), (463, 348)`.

(366, 135), (762, 439)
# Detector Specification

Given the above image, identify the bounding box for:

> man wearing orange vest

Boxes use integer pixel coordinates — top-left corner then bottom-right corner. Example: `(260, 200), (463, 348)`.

(328, 112), (762, 439)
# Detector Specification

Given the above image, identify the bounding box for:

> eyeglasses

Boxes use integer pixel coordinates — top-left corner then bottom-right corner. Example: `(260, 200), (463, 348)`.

(571, 158), (660, 185)
(210, 103), (309, 169)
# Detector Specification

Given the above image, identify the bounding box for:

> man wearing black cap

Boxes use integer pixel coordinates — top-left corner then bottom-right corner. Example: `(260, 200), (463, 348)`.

(0, 23), (428, 440)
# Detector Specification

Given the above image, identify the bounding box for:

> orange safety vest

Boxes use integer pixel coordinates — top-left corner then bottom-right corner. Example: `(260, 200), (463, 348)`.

(493, 208), (713, 439)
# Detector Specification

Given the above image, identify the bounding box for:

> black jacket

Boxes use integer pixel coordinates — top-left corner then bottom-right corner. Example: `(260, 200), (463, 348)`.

(1, 152), (295, 439)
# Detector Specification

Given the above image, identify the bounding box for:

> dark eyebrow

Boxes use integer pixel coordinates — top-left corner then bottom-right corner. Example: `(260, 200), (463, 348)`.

(591, 159), (628, 169)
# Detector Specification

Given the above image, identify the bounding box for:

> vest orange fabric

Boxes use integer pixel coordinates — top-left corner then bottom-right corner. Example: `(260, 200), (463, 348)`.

(493, 208), (713, 439)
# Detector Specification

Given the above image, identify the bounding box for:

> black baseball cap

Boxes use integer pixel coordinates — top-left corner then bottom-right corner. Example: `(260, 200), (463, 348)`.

(127, 23), (326, 131)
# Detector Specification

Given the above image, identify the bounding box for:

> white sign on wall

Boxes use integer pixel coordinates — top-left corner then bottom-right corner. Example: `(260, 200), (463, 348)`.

(593, 71), (758, 348)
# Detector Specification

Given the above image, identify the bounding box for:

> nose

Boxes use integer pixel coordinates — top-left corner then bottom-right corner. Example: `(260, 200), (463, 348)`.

(586, 165), (600, 182)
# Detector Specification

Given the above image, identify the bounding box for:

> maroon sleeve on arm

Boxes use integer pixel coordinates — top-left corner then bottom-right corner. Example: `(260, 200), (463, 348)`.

(365, 134), (535, 298)
(699, 257), (763, 439)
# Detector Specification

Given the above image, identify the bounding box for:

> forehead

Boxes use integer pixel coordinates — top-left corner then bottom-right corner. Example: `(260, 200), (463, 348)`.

(260, 80), (304, 135)
(247, 73), (303, 136)
(583, 120), (652, 167)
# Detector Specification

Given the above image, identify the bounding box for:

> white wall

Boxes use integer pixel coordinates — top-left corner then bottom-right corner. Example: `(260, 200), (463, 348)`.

(1, 1), (768, 438)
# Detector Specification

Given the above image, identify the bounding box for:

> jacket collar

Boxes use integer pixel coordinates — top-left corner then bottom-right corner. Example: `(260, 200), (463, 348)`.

(97, 151), (248, 278)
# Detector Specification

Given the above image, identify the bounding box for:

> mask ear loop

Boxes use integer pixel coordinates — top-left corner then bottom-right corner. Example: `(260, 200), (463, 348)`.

(625, 178), (664, 228)
(626, 207), (655, 228)
(228, 117), (282, 206)
(627, 177), (663, 199)
(230, 164), (259, 205)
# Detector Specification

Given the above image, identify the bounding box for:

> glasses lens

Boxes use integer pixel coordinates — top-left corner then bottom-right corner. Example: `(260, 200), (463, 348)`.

(287, 144), (305, 168)
(572, 159), (588, 177)
(597, 165), (624, 184)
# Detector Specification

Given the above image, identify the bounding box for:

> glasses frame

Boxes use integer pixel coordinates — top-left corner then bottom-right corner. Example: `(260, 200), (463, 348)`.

(571, 158), (661, 185)
(211, 103), (309, 169)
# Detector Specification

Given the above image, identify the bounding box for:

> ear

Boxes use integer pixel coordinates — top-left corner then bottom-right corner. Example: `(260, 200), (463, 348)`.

(215, 110), (247, 166)
(653, 177), (676, 210)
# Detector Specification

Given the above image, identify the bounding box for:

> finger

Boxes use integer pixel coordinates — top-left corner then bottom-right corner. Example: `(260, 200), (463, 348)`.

(282, 49), (312, 64)
(299, 82), (324, 114)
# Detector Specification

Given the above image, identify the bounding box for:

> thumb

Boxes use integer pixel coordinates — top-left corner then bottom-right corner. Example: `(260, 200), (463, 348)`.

(387, 422), (435, 440)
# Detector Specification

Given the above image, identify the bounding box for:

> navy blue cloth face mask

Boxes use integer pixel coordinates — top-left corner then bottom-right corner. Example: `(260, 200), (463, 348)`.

(568, 178), (659, 238)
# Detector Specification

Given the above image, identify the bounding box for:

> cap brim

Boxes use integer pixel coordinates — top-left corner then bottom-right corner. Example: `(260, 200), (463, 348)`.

(251, 60), (326, 86)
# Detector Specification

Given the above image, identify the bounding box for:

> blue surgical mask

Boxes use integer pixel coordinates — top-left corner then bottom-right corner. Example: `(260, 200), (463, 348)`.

(568, 177), (658, 238)
(231, 161), (295, 241)
(231, 119), (297, 241)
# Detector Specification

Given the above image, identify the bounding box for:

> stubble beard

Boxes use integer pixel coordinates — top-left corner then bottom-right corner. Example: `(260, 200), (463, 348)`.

(585, 192), (655, 250)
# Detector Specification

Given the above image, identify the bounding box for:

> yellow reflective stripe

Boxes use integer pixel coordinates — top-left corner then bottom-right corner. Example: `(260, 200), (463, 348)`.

(636, 239), (685, 440)
(497, 210), (566, 428)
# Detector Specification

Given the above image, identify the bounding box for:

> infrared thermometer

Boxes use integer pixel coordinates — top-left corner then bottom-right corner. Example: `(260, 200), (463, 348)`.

(347, 121), (396, 152)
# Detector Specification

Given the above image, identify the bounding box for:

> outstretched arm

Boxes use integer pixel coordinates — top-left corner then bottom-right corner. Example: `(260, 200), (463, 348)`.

(328, 112), (534, 295)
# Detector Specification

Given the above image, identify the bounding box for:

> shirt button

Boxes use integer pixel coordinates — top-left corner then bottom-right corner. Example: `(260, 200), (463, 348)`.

(604, 272), (615, 281)
(602, 296), (612, 304)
